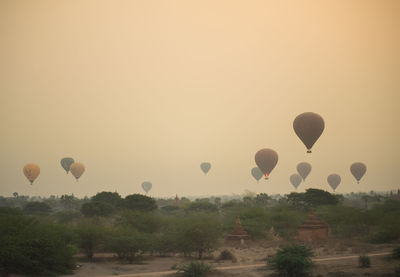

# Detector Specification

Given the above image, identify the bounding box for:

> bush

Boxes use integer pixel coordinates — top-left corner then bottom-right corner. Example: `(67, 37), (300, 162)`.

(393, 247), (400, 259)
(0, 208), (76, 276)
(123, 194), (157, 212)
(177, 261), (213, 277)
(23, 201), (52, 215)
(267, 244), (314, 277)
(358, 255), (371, 268)
(76, 222), (106, 260)
(81, 201), (115, 217)
(218, 249), (237, 262)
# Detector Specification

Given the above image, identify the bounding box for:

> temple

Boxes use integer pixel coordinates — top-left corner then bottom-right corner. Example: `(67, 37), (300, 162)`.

(226, 216), (250, 242)
(297, 208), (329, 242)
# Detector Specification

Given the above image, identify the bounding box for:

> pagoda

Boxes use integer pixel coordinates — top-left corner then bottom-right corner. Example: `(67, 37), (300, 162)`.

(297, 208), (329, 242)
(227, 216), (250, 241)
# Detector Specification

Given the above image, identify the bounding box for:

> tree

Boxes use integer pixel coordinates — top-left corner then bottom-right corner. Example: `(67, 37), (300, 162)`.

(177, 215), (222, 259)
(91, 191), (122, 208)
(184, 201), (218, 213)
(76, 222), (106, 261)
(23, 201), (52, 215)
(123, 194), (157, 212)
(0, 207), (76, 276)
(81, 201), (114, 217)
(286, 189), (339, 209)
(267, 244), (314, 277)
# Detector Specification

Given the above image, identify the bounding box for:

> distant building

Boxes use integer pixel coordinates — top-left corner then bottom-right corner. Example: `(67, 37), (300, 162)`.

(227, 216), (250, 244)
(174, 194), (179, 206)
(389, 190), (400, 200)
(297, 209), (329, 242)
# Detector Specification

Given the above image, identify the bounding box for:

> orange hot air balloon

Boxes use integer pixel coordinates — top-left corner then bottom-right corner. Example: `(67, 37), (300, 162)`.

(23, 163), (40, 185)
(70, 162), (85, 181)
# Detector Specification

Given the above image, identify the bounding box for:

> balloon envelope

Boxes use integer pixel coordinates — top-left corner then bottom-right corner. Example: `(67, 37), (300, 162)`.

(251, 167), (263, 182)
(293, 112), (325, 153)
(200, 162), (211, 174)
(290, 173), (302, 189)
(70, 162), (85, 180)
(61, 157), (74, 173)
(23, 163), (40, 185)
(254, 148), (278, 179)
(142, 181), (152, 193)
(350, 162), (367, 183)
(327, 174), (341, 191)
(296, 162), (312, 181)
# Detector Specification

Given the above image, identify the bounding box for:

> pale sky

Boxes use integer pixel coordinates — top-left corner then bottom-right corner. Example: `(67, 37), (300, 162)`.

(1, 0), (399, 198)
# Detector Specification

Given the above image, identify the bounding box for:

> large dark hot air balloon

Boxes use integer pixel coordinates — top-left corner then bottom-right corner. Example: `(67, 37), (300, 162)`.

(296, 162), (312, 181)
(350, 162), (367, 184)
(327, 174), (341, 192)
(293, 112), (325, 153)
(23, 163), (40, 185)
(61, 157), (74, 174)
(200, 162), (211, 174)
(290, 173), (302, 190)
(251, 167), (263, 182)
(255, 148), (278, 180)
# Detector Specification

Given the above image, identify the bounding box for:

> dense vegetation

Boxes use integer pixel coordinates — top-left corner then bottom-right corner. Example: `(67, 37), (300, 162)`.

(0, 189), (399, 276)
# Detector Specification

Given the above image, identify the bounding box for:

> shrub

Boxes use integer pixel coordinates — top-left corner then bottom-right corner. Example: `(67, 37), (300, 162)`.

(177, 261), (213, 277)
(267, 244), (314, 277)
(358, 255), (371, 268)
(0, 209), (76, 276)
(393, 247), (400, 259)
(218, 249), (237, 262)
(23, 201), (52, 215)
(81, 201), (115, 217)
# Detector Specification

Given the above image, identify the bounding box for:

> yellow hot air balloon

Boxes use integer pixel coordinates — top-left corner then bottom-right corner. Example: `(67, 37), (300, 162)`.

(23, 163), (40, 185)
(70, 162), (85, 181)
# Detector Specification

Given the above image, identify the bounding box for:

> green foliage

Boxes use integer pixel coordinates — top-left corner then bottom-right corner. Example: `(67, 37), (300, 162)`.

(358, 255), (371, 268)
(124, 194), (157, 212)
(218, 249), (237, 262)
(76, 222), (106, 260)
(23, 201), (52, 215)
(267, 244), (314, 277)
(119, 210), (163, 233)
(106, 227), (152, 263)
(177, 215), (222, 259)
(0, 208), (76, 276)
(81, 201), (115, 217)
(92, 191), (122, 208)
(177, 261), (213, 277)
(286, 189), (339, 209)
(392, 247), (400, 259)
(54, 210), (82, 223)
(184, 201), (218, 213)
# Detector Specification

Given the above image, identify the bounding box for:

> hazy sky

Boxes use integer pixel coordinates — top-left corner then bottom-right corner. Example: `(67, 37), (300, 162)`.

(1, 0), (399, 198)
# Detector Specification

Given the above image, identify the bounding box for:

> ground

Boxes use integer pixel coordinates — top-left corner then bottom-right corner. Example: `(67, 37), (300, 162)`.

(68, 239), (400, 277)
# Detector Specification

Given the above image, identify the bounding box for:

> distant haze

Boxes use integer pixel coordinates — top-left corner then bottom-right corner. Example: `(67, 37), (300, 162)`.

(1, 1), (399, 197)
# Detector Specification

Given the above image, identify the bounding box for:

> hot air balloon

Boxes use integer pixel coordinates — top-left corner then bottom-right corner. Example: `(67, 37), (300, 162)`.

(60, 157), (74, 174)
(350, 162), (367, 184)
(254, 148), (278, 179)
(251, 167), (263, 182)
(327, 174), (341, 192)
(290, 173), (302, 190)
(142, 181), (152, 194)
(70, 162), (85, 181)
(200, 162), (211, 174)
(296, 162), (312, 181)
(293, 112), (325, 153)
(23, 163), (40, 185)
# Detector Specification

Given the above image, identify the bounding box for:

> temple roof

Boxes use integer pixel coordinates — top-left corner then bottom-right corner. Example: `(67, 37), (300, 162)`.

(227, 216), (250, 239)
(297, 208), (328, 230)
